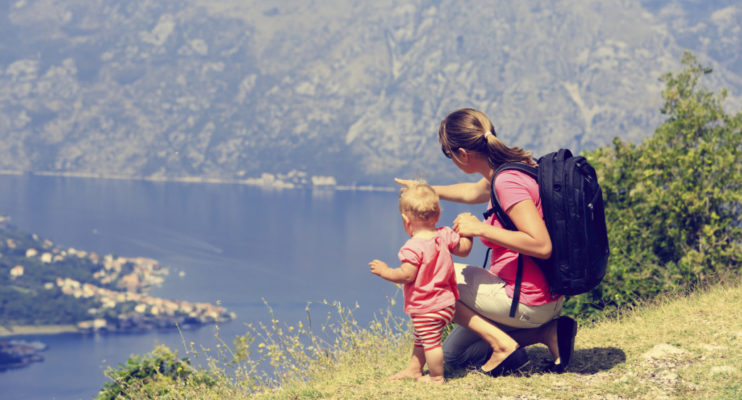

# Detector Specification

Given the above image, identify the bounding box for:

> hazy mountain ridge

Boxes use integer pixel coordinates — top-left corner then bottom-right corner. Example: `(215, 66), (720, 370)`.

(0, 0), (740, 185)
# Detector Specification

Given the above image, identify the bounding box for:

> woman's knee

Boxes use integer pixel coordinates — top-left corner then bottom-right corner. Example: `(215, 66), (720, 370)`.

(442, 326), (491, 369)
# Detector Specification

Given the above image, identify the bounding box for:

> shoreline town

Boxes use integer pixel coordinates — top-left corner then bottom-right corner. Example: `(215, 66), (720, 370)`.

(1, 238), (235, 370)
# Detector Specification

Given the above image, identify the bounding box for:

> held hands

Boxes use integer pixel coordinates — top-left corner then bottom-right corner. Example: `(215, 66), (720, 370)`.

(453, 212), (484, 237)
(369, 259), (389, 277)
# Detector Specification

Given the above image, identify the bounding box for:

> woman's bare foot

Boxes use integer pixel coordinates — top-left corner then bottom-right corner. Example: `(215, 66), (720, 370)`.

(417, 375), (445, 384)
(480, 344), (519, 372)
(388, 368), (423, 380)
(543, 319), (561, 364)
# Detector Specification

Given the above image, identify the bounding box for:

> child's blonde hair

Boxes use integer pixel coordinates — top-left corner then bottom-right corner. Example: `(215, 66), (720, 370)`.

(399, 182), (440, 223)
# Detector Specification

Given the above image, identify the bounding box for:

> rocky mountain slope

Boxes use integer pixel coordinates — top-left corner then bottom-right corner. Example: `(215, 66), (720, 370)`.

(0, 0), (739, 185)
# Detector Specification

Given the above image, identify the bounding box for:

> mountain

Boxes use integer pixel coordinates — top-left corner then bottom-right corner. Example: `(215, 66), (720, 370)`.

(0, 0), (740, 186)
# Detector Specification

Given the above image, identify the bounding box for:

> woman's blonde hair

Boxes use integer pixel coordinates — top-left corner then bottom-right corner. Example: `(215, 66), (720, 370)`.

(438, 108), (534, 168)
(399, 182), (440, 223)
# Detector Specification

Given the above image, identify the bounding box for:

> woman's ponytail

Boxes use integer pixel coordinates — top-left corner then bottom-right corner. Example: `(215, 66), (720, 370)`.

(440, 108), (533, 169)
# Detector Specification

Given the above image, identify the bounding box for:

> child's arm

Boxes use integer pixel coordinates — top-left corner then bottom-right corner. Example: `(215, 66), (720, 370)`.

(452, 235), (473, 257)
(369, 260), (418, 284)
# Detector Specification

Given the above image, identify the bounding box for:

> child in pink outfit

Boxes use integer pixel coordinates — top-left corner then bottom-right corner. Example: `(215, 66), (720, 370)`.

(370, 182), (472, 384)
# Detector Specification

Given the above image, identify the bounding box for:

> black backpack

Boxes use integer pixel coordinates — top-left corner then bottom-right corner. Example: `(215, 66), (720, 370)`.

(482, 149), (609, 317)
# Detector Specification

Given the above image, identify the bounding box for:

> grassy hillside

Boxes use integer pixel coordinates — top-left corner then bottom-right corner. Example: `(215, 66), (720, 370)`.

(98, 277), (742, 399)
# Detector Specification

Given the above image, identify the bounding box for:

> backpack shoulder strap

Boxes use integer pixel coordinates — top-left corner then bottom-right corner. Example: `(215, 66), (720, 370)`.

(480, 162), (538, 318)
(482, 162), (538, 229)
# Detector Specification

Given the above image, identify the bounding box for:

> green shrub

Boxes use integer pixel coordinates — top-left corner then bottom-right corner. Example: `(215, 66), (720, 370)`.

(566, 52), (742, 318)
(95, 345), (217, 400)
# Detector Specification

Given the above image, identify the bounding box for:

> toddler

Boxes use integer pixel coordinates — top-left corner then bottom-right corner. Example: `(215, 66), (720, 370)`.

(370, 182), (472, 384)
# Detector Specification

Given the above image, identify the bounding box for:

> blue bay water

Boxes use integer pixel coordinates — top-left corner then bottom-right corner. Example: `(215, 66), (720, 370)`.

(0, 174), (486, 400)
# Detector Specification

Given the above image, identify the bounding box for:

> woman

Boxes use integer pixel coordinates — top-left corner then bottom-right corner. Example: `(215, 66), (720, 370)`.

(396, 108), (577, 375)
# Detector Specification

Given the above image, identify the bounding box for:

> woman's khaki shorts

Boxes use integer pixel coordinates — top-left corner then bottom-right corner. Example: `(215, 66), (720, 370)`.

(454, 263), (563, 331)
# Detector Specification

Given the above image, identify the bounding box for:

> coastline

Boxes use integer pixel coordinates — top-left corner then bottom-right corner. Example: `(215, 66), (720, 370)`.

(0, 170), (397, 192)
(0, 325), (79, 337)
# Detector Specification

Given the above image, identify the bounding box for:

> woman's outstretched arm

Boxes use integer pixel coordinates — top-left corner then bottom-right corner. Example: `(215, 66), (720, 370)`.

(395, 177), (490, 204)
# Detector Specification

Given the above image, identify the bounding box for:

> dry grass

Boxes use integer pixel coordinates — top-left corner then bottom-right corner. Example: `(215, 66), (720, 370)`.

(106, 279), (742, 399)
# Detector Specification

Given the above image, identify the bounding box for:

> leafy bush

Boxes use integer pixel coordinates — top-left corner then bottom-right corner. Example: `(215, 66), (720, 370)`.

(566, 52), (742, 317)
(96, 345), (217, 400)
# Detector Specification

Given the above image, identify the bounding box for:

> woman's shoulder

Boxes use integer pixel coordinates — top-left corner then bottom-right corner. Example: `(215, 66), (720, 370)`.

(493, 167), (540, 210)
(494, 168), (537, 188)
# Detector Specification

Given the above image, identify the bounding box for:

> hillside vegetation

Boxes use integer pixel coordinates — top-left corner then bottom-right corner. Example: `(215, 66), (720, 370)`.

(95, 54), (742, 399)
(567, 52), (742, 318)
(95, 277), (742, 400)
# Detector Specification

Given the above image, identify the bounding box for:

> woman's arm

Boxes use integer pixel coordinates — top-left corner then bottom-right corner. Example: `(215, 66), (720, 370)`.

(453, 200), (552, 259)
(395, 177), (490, 204)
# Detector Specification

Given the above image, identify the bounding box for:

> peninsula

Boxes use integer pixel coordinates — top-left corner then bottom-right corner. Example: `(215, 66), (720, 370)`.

(0, 218), (234, 369)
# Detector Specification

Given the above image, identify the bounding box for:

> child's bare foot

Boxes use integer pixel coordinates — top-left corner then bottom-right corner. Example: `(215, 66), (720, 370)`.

(417, 375), (445, 384)
(388, 369), (422, 380)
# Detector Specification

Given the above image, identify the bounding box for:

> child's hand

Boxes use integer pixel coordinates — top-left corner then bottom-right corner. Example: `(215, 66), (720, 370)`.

(369, 259), (389, 277)
(453, 212), (483, 237)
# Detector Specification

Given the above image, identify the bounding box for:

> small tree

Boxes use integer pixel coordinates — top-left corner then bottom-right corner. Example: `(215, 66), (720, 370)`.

(569, 52), (742, 317)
